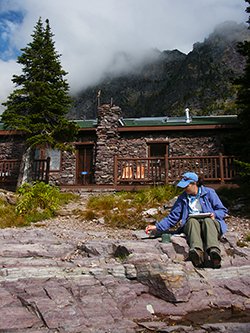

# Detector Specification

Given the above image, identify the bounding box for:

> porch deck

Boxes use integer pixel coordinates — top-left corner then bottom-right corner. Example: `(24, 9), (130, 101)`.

(114, 153), (239, 187)
(0, 153), (240, 193)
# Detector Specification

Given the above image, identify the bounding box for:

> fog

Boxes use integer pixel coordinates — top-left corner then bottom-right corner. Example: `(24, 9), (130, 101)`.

(0, 0), (248, 112)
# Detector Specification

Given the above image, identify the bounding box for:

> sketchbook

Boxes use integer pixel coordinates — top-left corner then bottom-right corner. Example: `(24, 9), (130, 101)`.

(188, 212), (211, 218)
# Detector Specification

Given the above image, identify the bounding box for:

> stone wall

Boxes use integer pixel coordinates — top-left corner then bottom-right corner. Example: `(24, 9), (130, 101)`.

(169, 132), (221, 156)
(0, 136), (24, 160)
(117, 131), (222, 158)
(118, 134), (148, 158)
(49, 151), (76, 186)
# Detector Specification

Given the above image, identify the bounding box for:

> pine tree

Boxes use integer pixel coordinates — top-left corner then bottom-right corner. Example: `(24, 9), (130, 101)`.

(1, 18), (79, 185)
(235, 0), (250, 160)
(228, 0), (250, 187)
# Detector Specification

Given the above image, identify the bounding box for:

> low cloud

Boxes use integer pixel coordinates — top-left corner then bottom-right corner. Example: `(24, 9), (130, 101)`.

(0, 0), (248, 112)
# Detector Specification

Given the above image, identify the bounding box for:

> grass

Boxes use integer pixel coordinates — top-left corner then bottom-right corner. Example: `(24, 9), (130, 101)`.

(217, 185), (250, 244)
(216, 186), (243, 208)
(80, 184), (182, 230)
(237, 240), (249, 247)
(1, 181), (250, 246)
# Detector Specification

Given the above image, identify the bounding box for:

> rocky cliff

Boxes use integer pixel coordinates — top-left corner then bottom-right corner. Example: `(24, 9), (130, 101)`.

(69, 21), (250, 120)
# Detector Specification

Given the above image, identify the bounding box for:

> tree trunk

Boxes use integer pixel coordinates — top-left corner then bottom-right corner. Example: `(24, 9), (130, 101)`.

(17, 145), (36, 187)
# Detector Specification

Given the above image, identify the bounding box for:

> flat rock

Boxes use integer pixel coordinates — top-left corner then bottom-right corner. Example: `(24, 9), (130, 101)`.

(0, 227), (250, 332)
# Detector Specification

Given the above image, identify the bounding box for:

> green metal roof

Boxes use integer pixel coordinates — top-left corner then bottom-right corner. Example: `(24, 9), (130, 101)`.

(75, 120), (97, 128)
(76, 115), (239, 128)
(188, 116), (239, 125)
(117, 115), (239, 127)
(0, 115), (240, 132)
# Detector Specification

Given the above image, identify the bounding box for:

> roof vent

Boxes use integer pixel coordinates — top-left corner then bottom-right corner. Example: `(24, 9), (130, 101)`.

(185, 108), (192, 123)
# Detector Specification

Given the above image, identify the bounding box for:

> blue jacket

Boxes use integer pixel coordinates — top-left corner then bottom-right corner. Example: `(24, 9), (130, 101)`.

(156, 185), (228, 234)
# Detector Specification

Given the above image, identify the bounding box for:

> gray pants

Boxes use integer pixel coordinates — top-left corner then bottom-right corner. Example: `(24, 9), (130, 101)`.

(182, 217), (222, 253)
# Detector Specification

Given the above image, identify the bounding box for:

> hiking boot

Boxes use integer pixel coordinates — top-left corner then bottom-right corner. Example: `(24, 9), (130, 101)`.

(210, 247), (221, 269)
(189, 248), (204, 268)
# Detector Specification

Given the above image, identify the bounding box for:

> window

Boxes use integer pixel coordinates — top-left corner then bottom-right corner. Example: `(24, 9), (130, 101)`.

(147, 141), (169, 170)
(35, 148), (61, 171)
(148, 142), (168, 157)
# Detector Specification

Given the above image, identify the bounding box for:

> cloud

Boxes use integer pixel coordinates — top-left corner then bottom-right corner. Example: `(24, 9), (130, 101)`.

(0, 60), (21, 113)
(0, 0), (248, 112)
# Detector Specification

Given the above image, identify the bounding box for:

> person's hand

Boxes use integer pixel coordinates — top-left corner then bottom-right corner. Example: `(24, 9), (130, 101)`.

(146, 224), (157, 234)
(210, 212), (215, 220)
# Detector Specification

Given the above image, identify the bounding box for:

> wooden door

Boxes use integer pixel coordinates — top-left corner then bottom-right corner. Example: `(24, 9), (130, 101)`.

(76, 145), (93, 184)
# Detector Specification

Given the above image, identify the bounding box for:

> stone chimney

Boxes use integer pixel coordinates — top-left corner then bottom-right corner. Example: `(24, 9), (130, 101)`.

(94, 104), (122, 184)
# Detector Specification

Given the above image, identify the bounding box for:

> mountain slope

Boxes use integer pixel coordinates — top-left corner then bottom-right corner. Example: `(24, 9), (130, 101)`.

(69, 21), (250, 119)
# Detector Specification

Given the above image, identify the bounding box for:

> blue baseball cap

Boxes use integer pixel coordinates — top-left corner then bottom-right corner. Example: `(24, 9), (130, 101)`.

(177, 172), (198, 188)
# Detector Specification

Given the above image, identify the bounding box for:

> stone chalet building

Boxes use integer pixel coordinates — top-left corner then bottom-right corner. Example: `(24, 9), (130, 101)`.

(0, 104), (240, 188)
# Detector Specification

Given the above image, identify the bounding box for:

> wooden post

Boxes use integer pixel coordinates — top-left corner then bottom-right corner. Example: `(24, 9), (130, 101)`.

(114, 155), (118, 185)
(165, 152), (169, 184)
(45, 157), (50, 184)
(219, 153), (224, 185)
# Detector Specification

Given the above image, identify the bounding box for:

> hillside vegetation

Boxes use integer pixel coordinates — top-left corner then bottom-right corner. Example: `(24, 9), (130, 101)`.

(69, 21), (250, 119)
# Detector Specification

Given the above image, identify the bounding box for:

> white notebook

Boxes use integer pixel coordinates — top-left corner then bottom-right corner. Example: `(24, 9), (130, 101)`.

(188, 212), (211, 218)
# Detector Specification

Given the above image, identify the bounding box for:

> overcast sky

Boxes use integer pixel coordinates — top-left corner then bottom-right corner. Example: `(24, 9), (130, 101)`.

(0, 0), (248, 113)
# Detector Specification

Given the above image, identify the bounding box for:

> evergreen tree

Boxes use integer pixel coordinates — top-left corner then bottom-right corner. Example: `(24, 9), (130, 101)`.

(227, 0), (250, 188)
(235, 0), (250, 161)
(1, 18), (79, 185)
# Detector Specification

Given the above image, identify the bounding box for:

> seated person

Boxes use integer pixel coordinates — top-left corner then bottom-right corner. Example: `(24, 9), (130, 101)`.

(146, 172), (228, 269)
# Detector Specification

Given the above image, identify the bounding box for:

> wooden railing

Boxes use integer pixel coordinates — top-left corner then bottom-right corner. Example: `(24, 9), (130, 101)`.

(33, 157), (50, 183)
(0, 159), (21, 184)
(0, 157), (50, 186)
(114, 153), (239, 185)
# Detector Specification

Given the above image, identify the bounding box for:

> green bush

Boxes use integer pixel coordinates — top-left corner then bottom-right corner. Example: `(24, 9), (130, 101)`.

(0, 182), (79, 229)
(216, 184), (250, 209)
(234, 160), (250, 195)
(16, 181), (60, 215)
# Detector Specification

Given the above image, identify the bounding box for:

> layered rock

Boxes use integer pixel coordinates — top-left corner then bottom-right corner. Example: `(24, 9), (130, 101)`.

(0, 226), (250, 332)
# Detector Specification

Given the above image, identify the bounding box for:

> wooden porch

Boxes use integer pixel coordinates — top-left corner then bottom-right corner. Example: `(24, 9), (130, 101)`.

(0, 157), (50, 190)
(0, 154), (239, 192)
(114, 153), (239, 186)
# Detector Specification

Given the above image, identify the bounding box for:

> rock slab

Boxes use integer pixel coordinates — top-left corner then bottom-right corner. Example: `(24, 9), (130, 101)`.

(0, 227), (250, 332)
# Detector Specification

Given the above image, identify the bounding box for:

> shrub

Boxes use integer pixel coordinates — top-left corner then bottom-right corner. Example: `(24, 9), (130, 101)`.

(216, 186), (242, 208)
(16, 181), (60, 215)
(0, 183), (78, 229)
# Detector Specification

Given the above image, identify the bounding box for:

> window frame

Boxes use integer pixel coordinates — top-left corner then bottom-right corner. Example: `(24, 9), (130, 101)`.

(147, 141), (169, 158)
